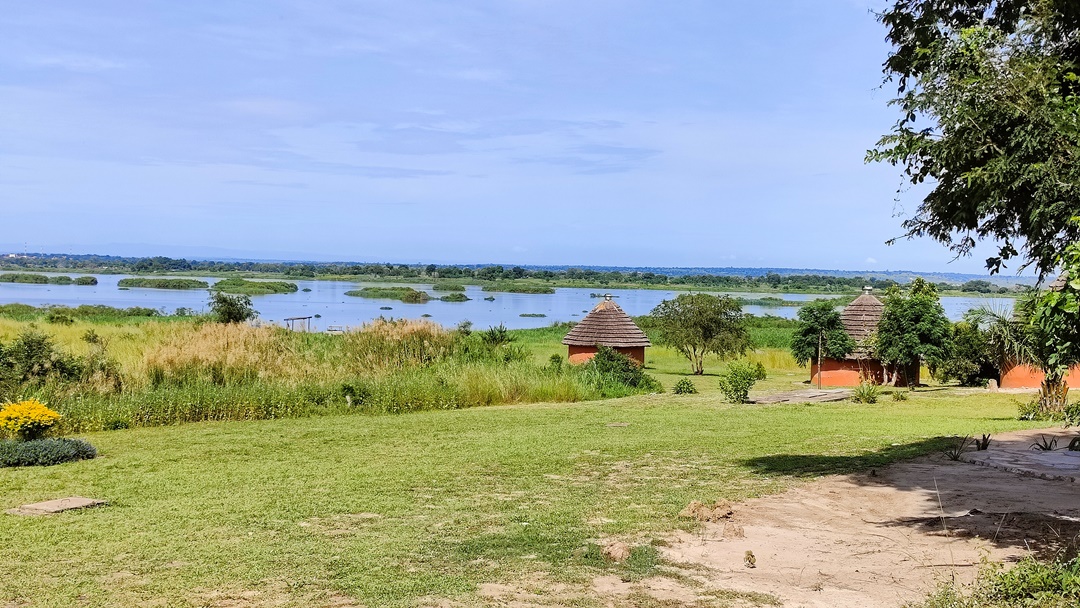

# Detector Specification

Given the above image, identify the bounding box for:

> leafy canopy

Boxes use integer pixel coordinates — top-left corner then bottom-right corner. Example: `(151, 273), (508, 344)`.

(790, 299), (856, 366)
(870, 0), (1080, 276)
(875, 278), (952, 383)
(649, 293), (748, 375)
(209, 292), (256, 324)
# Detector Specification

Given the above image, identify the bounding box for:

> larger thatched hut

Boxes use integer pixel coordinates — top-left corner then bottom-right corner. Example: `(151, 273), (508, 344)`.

(809, 288), (917, 386)
(562, 295), (651, 365)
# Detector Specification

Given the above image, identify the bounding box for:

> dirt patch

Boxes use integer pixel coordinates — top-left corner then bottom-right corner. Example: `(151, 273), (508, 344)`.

(663, 456), (1080, 608)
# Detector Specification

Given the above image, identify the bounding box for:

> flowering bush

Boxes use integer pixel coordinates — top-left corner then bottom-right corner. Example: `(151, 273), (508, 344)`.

(0, 399), (62, 441)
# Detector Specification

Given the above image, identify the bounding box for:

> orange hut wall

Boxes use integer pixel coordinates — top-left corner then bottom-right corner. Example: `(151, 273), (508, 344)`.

(809, 358), (918, 387)
(1000, 364), (1080, 389)
(567, 345), (646, 366)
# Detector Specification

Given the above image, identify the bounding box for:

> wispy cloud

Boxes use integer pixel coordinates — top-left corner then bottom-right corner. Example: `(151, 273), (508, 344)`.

(24, 53), (126, 72)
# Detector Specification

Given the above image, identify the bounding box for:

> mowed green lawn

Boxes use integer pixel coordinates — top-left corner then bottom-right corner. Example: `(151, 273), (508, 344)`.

(0, 388), (1045, 607)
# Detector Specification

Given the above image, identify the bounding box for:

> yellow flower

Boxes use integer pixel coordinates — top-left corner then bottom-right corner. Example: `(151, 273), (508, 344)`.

(0, 399), (62, 441)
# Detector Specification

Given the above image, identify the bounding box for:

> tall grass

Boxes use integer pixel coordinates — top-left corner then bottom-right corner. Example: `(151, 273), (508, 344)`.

(2, 318), (646, 432)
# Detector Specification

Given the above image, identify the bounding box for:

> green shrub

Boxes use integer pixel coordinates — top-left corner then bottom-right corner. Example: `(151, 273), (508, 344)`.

(717, 360), (767, 403)
(73, 276), (98, 286)
(0, 438), (97, 467)
(209, 292), (256, 324)
(911, 556), (1080, 608)
(439, 293), (470, 302)
(49, 275), (73, 285)
(891, 389), (909, 401)
(432, 282), (466, 292)
(852, 381), (880, 404)
(45, 310), (75, 325)
(672, 378), (697, 394)
(0, 273), (48, 284)
(582, 346), (662, 396)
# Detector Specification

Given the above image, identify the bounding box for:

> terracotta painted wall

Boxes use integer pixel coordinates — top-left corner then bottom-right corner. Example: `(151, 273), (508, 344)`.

(809, 358), (919, 387)
(1000, 364), (1080, 389)
(567, 345), (646, 366)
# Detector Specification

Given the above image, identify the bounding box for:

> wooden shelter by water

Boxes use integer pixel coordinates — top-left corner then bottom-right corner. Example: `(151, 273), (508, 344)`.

(562, 295), (650, 365)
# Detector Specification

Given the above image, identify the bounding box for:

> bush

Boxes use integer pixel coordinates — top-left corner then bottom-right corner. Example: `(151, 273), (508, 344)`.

(0, 438), (96, 467)
(891, 389), (909, 401)
(45, 310), (75, 325)
(852, 381), (880, 404)
(911, 555), (1080, 608)
(717, 360), (767, 403)
(0, 399), (63, 440)
(209, 292), (256, 324)
(73, 276), (98, 286)
(672, 378), (698, 394)
(583, 346), (662, 395)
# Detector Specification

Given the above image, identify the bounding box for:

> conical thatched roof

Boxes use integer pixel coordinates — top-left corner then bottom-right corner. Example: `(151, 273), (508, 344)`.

(1049, 271), (1069, 292)
(562, 297), (651, 348)
(840, 290), (884, 359)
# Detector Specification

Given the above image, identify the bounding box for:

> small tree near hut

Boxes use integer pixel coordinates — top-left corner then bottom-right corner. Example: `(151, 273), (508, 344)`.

(790, 299), (856, 387)
(875, 279), (951, 386)
(649, 293), (748, 375)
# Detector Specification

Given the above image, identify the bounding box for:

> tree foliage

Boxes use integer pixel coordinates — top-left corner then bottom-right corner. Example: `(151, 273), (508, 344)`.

(931, 313), (999, 386)
(649, 294), (748, 375)
(875, 279), (952, 385)
(790, 299), (856, 366)
(208, 292), (256, 324)
(870, 0), (1080, 277)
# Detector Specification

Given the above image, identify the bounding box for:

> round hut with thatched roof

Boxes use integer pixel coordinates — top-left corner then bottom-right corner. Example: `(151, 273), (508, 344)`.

(810, 287), (914, 386)
(562, 295), (651, 365)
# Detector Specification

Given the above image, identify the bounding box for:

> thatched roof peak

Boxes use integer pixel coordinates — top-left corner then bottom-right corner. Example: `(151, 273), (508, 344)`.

(562, 297), (651, 348)
(840, 290), (884, 358)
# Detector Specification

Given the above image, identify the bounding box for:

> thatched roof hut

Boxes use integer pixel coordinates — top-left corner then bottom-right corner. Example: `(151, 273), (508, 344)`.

(562, 295), (650, 364)
(839, 288), (884, 359)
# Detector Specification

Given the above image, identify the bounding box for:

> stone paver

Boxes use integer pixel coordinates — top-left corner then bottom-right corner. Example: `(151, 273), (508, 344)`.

(960, 428), (1080, 482)
(6, 496), (107, 516)
(750, 388), (853, 404)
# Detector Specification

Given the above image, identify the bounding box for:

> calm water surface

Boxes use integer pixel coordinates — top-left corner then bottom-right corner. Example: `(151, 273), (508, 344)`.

(0, 274), (1013, 330)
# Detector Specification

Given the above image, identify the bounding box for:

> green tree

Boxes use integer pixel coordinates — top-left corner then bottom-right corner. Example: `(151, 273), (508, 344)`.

(649, 293), (748, 375)
(875, 279), (952, 385)
(931, 313), (999, 386)
(1030, 237), (1080, 411)
(209, 292), (256, 324)
(790, 299), (856, 370)
(869, 1), (1080, 277)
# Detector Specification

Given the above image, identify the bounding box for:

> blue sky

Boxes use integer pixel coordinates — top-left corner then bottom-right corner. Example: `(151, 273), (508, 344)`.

(0, 1), (1005, 274)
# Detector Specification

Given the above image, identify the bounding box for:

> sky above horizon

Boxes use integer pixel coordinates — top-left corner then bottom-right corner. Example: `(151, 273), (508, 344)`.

(0, 1), (1016, 275)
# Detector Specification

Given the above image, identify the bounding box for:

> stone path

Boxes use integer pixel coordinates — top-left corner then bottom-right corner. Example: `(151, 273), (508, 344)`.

(6, 496), (107, 516)
(960, 428), (1080, 482)
(750, 388), (853, 404)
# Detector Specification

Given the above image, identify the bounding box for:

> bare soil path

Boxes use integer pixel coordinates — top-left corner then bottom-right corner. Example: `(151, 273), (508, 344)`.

(662, 433), (1080, 607)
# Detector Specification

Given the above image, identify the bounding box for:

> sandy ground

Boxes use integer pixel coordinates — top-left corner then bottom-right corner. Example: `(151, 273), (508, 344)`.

(662, 454), (1080, 608)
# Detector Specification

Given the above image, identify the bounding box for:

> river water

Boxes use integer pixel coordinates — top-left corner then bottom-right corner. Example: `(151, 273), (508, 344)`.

(0, 274), (1013, 331)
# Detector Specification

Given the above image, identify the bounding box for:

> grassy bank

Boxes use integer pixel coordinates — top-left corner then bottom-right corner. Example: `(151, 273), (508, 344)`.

(0, 318), (666, 433)
(0, 273), (97, 285)
(345, 287), (430, 303)
(211, 278), (298, 295)
(117, 278), (209, 290)
(0, 392), (1044, 607)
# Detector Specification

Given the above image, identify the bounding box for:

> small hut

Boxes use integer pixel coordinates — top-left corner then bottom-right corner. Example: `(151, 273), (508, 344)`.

(810, 288), (917, 386)
(562, 295), (650, 365)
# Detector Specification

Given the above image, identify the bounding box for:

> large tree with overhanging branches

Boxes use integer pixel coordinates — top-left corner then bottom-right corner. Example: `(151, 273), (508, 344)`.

(869, 0), (1080, 278)
(872, 0), (1080, 412)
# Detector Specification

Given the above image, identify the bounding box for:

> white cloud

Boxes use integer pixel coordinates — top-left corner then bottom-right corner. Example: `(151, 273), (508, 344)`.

(25, 54), (126, 72)
(865, 257), (878, 264)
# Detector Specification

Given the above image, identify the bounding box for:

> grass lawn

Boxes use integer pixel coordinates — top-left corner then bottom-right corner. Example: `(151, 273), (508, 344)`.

(0, 389), (1046, 607)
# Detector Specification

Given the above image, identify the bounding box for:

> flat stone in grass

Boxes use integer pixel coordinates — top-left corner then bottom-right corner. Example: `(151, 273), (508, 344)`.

(6, 496), (107, 516)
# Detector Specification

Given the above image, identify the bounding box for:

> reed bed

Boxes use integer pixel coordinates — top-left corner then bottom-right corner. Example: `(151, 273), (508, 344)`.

(0, 318), (652, 433)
